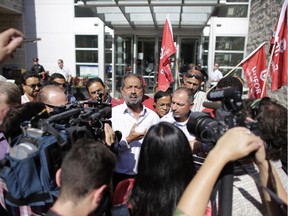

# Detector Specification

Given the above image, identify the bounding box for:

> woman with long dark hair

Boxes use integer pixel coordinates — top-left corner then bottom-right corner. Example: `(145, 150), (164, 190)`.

(129, 122), (197, 216)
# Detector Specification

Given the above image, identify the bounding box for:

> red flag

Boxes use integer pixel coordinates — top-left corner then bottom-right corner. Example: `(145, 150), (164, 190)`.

(270, 0), (288, 91)
(241, 42), (267, 99)
(158, 16), (176, 91)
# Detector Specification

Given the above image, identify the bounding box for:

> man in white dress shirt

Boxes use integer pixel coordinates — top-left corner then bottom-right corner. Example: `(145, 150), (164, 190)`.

(110, 73), (159, 189)
(208, 63), (223, 87)
(161, 87), (195, 145)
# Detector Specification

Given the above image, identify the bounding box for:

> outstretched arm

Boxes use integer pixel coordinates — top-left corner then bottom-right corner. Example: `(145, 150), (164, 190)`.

(254, 144), (288, 215)
(175, 127), (262, 216)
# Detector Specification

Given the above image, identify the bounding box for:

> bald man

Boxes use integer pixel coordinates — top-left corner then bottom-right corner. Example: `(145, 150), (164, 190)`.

(37, 85), (68, 113)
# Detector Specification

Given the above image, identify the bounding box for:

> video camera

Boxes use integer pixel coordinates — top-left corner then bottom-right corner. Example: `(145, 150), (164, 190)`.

(0, 97), (112, 209)
(187, 88), (259, 151)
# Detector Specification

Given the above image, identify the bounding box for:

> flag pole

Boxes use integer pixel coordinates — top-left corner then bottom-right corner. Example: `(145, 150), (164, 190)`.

(204, 42), (267, 96)
(261, 42), (276, 97)
(204, 61), (242, 96)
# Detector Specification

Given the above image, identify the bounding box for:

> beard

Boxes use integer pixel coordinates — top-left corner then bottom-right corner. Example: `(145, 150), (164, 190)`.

(123, 93), (143, 107)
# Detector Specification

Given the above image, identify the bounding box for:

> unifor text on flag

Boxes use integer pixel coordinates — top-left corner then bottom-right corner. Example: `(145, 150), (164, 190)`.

(157, 16), (176, 91)
(241, 42), (267, 99)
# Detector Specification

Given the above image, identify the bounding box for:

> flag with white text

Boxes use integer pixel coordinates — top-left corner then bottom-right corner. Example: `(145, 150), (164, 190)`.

(270, 0), (288, 91)
(241, 42), (267, 98)
(158, 16), (176, 91)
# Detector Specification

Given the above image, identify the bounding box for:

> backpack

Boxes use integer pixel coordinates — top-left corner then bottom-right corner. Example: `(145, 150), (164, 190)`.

(0, 124), (68, 208)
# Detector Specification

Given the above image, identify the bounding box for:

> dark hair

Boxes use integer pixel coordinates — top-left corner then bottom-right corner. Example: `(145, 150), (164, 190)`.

(21, 71), (41, 84)
(85, 77), (105, 91)
(121, 73), (144, 90)
(129, 122), (196, 216)
(59, 139), (115, 203)
(216, 76), (243, 93)
(254, 98), (287, 162)
(154, 90), (171, 103)
(0, 102), (48, 140)
(50, 73), (65, 81)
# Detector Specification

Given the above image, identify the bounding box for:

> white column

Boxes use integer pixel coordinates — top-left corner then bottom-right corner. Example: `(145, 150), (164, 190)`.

(98, 20), (105, 80)
(208, 17), (217, 76)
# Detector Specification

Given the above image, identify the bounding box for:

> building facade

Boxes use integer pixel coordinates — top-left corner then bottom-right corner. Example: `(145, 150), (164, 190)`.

(0, 0), (286, 103)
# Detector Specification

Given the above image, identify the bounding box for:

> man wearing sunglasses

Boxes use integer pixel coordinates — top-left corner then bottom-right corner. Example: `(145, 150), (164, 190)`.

(21, 71), (42, 104)
(183, 69), (207, 112)
(37, 85), (68, 114)
(47, 73), (77, 104)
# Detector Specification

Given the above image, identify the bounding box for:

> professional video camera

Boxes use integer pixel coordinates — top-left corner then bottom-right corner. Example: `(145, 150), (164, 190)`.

(187, 87), (259, 151)
(0, 95), (112, 210)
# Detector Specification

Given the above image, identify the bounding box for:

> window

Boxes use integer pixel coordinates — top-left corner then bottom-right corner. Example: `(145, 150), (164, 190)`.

(216, 37), (245, 51)
(218, 5), (248, 17)
(214, 36), (245, 76)
(75, 35), (99, 77)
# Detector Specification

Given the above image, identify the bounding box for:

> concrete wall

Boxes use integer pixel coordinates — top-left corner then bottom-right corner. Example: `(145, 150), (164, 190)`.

(0, 0), (26, 73)
(247, 0), (287, 107)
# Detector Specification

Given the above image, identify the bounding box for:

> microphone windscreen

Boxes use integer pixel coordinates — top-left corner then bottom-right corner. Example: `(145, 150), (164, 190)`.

(202, 102), (221, 110)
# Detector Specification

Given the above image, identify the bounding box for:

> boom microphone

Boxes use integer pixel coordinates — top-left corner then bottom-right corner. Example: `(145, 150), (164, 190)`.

(88, 106), (112, 121)
(47, 108), (82, 123)
(202, 102), (221, 110)
(207, 88), (241, 101)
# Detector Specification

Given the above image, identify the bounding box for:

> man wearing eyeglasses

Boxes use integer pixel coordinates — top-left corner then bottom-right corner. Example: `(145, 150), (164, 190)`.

(21, 71), (42, 104)
(183, 69), (207, 112)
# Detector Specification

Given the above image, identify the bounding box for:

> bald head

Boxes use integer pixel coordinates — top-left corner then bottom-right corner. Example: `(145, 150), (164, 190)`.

(37, 85), (68, 113)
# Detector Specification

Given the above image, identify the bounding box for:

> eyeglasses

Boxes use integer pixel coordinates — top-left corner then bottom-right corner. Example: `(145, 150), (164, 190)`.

(156, 103), (171, 108)
(89, 90), (103, 95)
(186, 73), (202, 80)
(26, 83), (42, 89)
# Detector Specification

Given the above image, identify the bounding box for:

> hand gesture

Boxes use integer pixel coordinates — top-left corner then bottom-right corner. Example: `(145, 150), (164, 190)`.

(0, 28), (23, 63)
(104, 123), (115, 146)
(126, 124), (146, 144)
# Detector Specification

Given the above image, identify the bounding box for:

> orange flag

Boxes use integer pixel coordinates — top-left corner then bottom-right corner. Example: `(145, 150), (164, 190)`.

(158, 16), (176, 91)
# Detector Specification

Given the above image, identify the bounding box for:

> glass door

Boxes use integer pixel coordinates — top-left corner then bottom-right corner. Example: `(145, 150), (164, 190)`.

(137, 37), (157, 94)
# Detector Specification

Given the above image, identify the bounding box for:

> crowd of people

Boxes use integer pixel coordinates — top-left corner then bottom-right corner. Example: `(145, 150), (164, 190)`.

(0, 28), (287, 216)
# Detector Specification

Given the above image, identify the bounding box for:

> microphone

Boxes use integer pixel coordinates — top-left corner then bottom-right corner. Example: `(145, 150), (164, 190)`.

(203, 102), (221, 110)
(114, 130), (122, 141)
(89, 106), (111, 121)
(47, 108), (82, 123)
(207, 88), (241, 101)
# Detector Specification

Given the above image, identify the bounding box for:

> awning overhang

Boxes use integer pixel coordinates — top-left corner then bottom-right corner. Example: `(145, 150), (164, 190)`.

(76, 0), (225, 34)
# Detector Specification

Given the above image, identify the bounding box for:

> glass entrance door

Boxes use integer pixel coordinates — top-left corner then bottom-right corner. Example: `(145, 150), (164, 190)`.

(137, 37), (157, 94)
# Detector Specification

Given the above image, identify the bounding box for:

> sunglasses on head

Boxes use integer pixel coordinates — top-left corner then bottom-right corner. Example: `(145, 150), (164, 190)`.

(186, 73), (202, 80)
